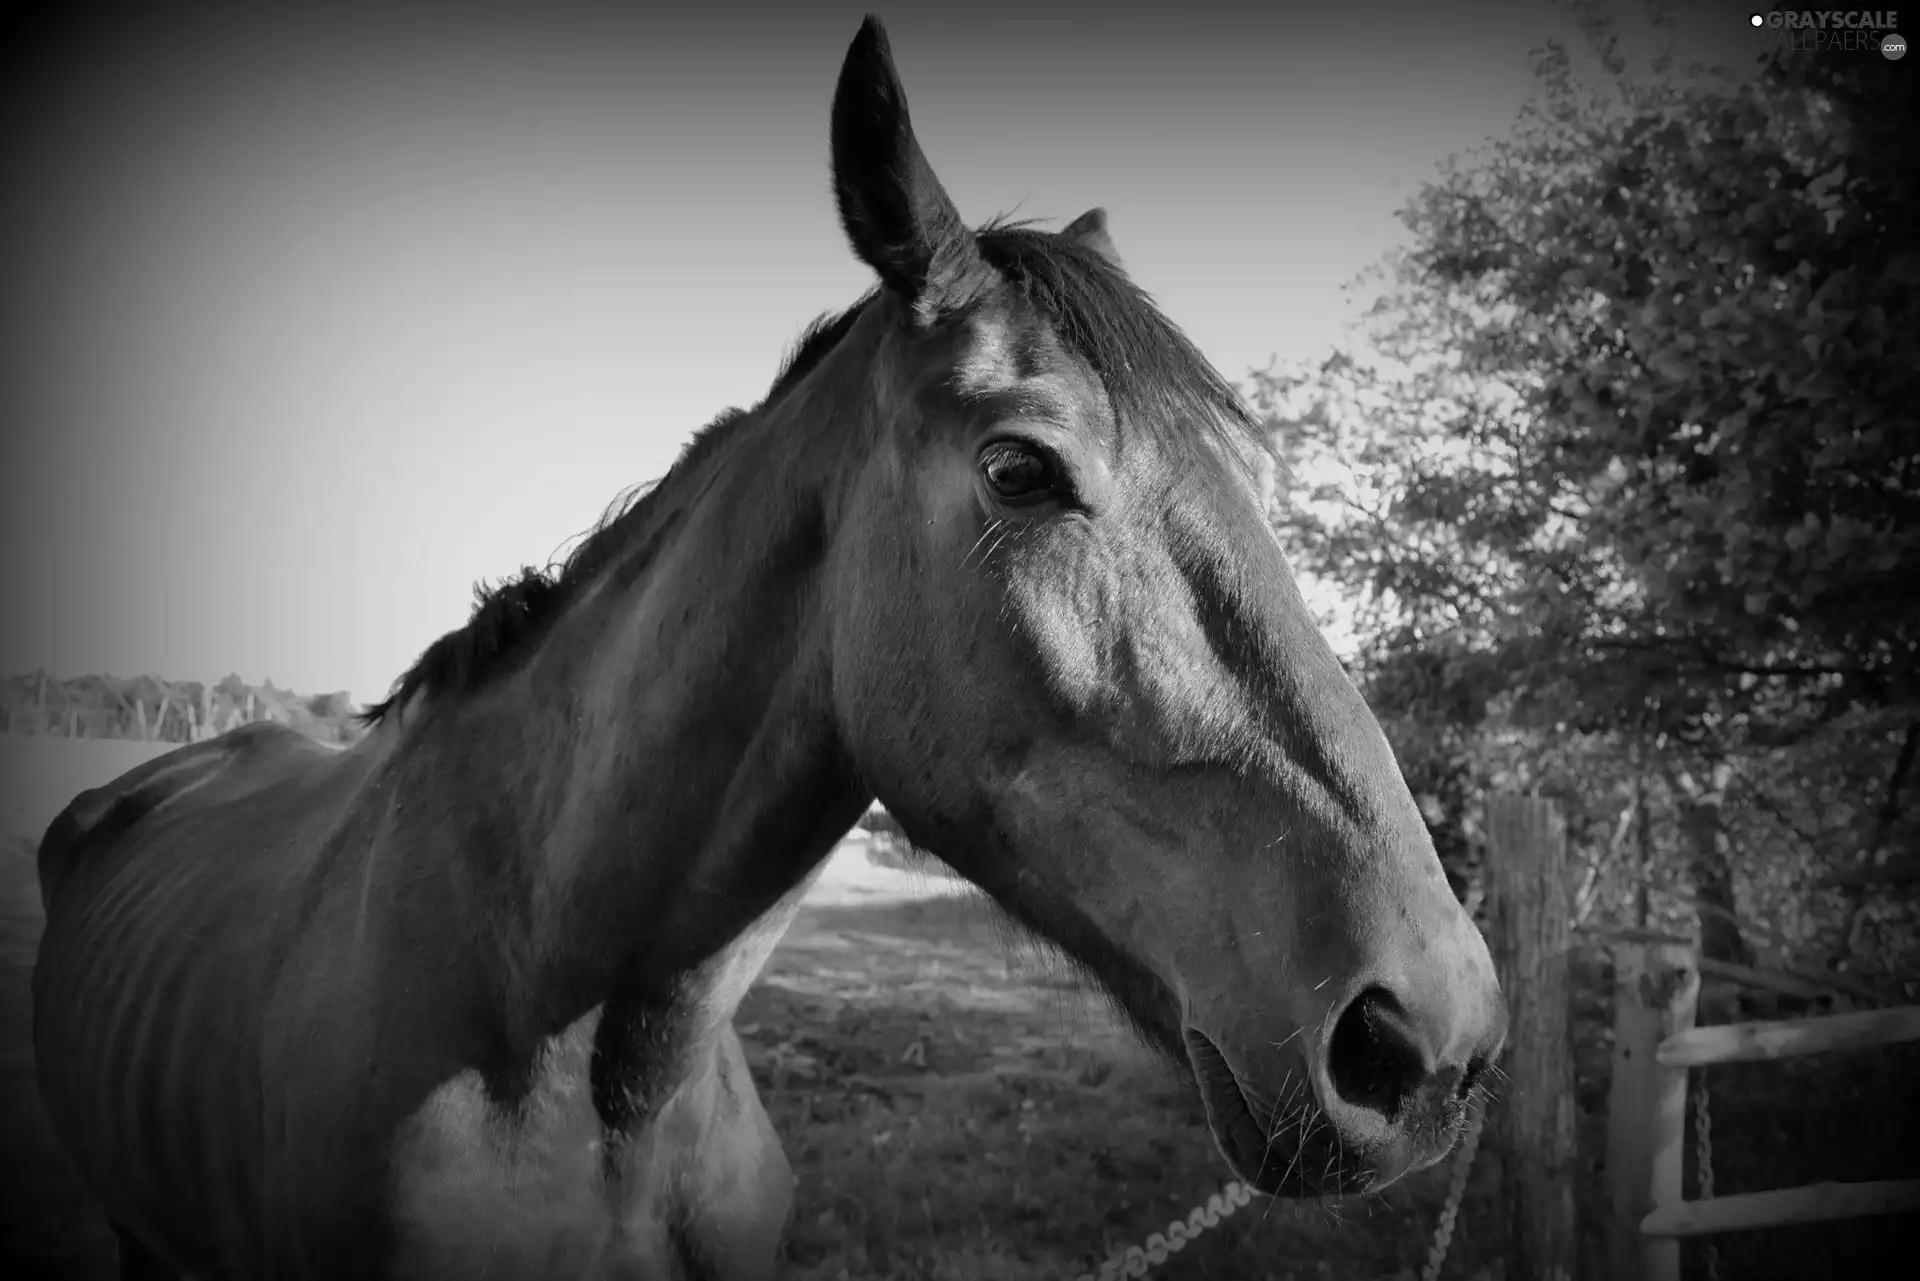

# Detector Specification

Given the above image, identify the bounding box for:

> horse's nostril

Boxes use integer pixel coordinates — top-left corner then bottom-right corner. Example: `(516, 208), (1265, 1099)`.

(1325, 986), (1427, 1122)
(1460, 1052), (1489, 1100)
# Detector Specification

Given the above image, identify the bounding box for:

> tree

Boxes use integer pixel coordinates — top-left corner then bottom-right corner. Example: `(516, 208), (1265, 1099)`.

(1254, 17), (1918, 977)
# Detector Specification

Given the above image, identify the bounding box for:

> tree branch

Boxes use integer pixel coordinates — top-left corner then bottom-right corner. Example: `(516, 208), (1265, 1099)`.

(1817, 854), (1920, 891)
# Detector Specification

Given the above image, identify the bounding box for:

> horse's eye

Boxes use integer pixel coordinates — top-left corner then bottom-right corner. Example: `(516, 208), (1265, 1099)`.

(980, 442), (1057, 501)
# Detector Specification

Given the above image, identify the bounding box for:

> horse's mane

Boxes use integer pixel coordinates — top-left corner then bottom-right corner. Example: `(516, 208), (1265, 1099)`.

(359, 218), (1260, 725)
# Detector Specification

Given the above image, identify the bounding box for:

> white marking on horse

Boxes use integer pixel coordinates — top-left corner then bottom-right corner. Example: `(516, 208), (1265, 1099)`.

(388, 859), (822, 1277)
(387, 878), (817, 1280)
(390, 1006), (688, 1279)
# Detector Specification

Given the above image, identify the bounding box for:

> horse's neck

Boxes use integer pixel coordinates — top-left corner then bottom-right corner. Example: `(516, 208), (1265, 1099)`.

(394, 414), (868, 1054)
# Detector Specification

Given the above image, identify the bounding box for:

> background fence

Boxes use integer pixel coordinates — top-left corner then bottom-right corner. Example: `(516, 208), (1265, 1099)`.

(1483, 793), (1919, 1281)
(1607, 941), (1920, 1281)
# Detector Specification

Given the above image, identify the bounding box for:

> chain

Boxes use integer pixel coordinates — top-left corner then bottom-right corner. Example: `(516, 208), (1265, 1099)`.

(1692, 1070), (1719, 1281)
(1420, 1100), (1487, 1281)
(1073, 1180), (1254, 1281)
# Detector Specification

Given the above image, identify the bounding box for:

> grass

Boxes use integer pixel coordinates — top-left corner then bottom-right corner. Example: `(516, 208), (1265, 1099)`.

(731, 888), (1483, 1281)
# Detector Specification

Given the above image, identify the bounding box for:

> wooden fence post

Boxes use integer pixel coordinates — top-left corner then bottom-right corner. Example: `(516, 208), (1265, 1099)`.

(1604, 939), (1698, 1281)
(1486, 795), (1580, 1281)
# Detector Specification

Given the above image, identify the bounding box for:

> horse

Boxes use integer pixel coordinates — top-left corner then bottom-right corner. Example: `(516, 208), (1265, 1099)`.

(31, 16), (1506, 1280)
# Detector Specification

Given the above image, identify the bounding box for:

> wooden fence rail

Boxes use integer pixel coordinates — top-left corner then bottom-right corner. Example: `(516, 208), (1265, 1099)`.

(1654, 1004), (1920, 1069)
(1607, 941), (1920, 1281)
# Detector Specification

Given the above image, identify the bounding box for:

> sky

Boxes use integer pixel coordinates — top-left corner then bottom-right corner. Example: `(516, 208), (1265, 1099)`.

(0, 0), (1761, 705)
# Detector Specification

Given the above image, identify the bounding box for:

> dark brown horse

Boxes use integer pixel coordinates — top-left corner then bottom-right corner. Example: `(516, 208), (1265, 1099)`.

(32, 17), (1505, 1280)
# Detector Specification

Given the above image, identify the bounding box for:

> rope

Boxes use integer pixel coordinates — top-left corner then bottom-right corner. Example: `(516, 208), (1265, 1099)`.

(1071, 1101), (1487, 1281)
(1693, 1070), (1720, 1281)
(1420, 1101), (1487, 1281)
(1073, 1181), (1254, 1281)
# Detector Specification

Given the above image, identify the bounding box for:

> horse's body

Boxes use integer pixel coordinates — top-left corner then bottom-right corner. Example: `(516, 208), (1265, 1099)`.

(37, 723), (799, 1278)
(34, 17), (1507, 1280)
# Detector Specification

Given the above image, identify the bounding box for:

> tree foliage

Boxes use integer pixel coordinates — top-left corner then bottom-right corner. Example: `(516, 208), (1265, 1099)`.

(1255, 14), (1917, 982)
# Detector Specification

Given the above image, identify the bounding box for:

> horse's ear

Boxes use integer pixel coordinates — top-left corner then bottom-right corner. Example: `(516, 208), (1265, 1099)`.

(1062, 208), (1124, 270)
(830, 16), (988, 323)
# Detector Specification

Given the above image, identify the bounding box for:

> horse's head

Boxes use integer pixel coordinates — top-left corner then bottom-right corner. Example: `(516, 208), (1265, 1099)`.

(815, 17), (1505, 1195)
